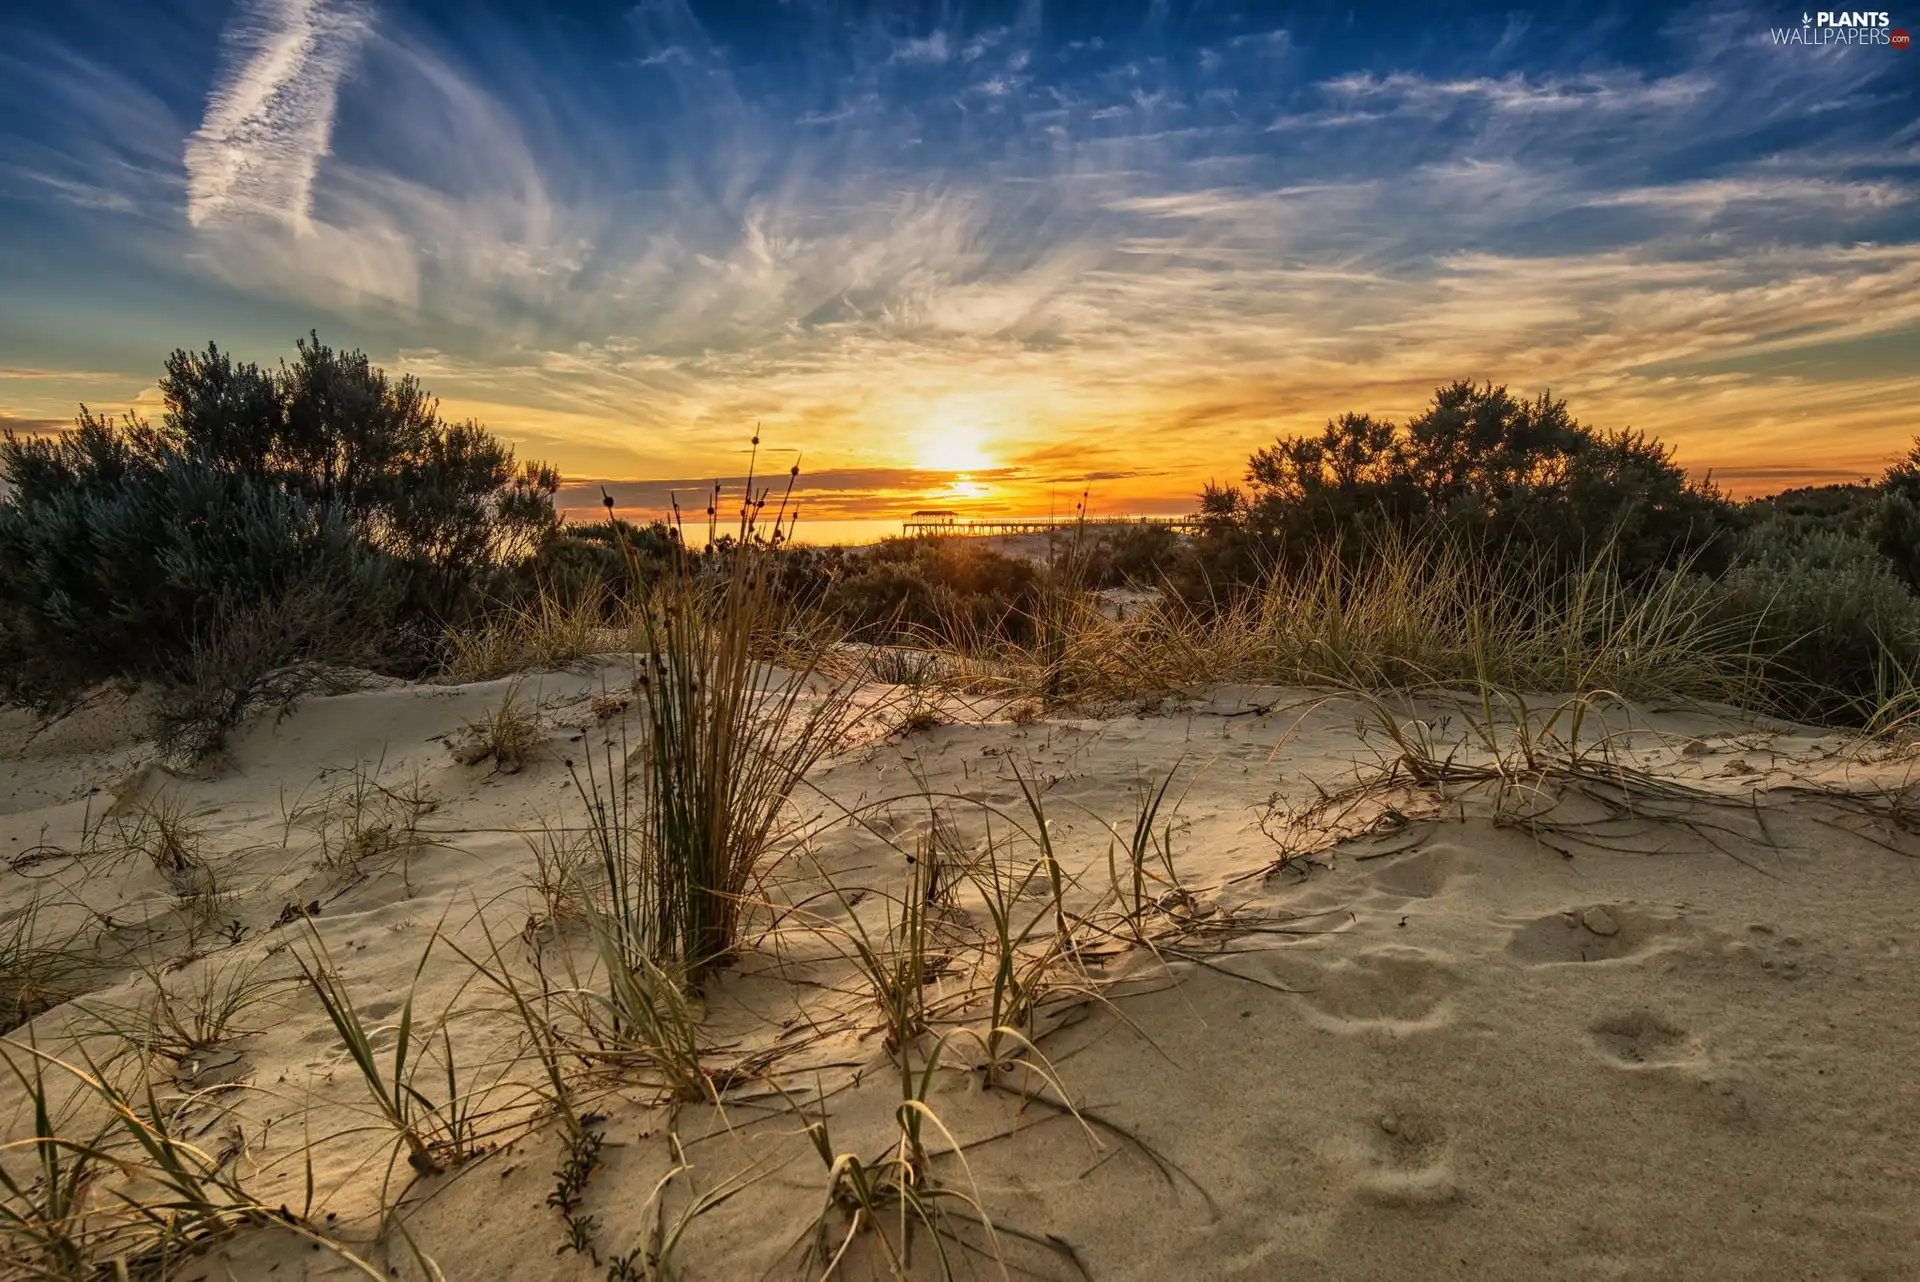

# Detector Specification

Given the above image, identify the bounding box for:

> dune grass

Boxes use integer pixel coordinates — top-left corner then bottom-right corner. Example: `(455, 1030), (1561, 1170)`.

(441, 584), (620, 683)
(607, 449), (865, 982)
(0, 1035), (388, 1280)
(0, 901), (91, 1036)
(1028, 534), (1760, 709)
(452, 680), (545, 774)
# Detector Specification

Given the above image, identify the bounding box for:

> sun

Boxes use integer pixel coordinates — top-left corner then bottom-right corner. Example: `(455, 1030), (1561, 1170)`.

(915, 422), (993, 474)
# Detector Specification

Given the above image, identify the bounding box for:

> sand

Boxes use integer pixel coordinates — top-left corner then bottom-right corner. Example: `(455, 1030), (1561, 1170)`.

(3, 664), (1918, 1280)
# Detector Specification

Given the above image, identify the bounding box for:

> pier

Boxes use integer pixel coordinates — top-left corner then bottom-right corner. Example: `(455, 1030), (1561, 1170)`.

(900, 510), (1207, 538)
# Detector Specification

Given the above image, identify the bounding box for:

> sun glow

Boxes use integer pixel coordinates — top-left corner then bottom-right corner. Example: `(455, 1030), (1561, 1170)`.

(914, 421), (993, 474)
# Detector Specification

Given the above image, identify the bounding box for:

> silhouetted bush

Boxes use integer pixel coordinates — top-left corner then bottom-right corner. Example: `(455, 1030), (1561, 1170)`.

(1190, 381), (1735, 597)
(0, 334), (558, 737)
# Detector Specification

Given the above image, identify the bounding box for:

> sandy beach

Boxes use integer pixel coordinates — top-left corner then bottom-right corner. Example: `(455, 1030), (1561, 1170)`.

(5, 663), (1916, 1280)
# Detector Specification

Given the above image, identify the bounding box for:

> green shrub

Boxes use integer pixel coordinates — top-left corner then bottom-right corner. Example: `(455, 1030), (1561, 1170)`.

(1696, 527), (1920, 724)
(1746, 483), (1877, 541)
(0, 450), (401, 701)
(1078, 523), (1184, 589)
(1870, 445), (1920, 592)
(505, 519), (682, 615)
(0, 333), (558, 736)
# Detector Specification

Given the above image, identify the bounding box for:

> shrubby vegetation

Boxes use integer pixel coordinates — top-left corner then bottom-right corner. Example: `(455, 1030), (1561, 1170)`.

(1167, 381), (1916, 725)
(0, 334), (558, 748)
(7, 346), (1920, 737)
(1188, 380), (1734, 593)
(1694, 522), (1920, 724)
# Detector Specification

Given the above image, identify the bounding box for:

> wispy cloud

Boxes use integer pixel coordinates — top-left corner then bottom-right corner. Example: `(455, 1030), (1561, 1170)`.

(185, 0), (374, 231)
(890, 31), (951, 65)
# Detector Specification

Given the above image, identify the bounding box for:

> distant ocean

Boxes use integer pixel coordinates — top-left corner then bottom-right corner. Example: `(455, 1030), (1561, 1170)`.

(556, 511), (926, 548)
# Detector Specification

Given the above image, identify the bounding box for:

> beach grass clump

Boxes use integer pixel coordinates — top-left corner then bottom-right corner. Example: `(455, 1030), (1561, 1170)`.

(452, 680), (545, 773)
(291, 927), (505, 1190)
(441, 585), (617, 683)
(134, 948), (285, 1065)
(286, 756), (437, 877)
(605, 443), (863, 981)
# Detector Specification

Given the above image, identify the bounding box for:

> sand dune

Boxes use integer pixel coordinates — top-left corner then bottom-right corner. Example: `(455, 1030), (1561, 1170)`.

(3, 667), (1918, 1279)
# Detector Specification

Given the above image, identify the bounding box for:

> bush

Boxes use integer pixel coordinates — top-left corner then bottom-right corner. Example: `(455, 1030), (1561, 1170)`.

(1078, 523), (1184, 589)
(1193, 381), (1735, 596)
(1867, 440), (1920, 594)
(1696, 526), (1920, 725)
(0, 334), (559, 732)
(506, 519), (683, 614)
(819, 537), (1041, 643)
(1747, 483), (1877, 542)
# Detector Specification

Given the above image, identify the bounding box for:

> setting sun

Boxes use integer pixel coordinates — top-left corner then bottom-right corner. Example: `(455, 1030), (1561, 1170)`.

(914, 421), (994, 474)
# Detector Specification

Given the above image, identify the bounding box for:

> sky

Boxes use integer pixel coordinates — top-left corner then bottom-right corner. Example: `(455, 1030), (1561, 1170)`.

(1, 1), (1916, 538)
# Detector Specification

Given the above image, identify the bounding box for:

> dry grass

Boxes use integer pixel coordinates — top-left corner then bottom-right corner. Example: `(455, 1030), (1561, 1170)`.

(611, 452), (866, 981)
(913, 534), (1761, 714)
(452, 681), (545, 773)
(0, 1035), (388, 1279)
(441, 586), (622, 682)
(290, 923), (530, 1202)
(286, 756), (438, 878)
(0, 901), (90, 1035)
(73, 947), (287, 1070)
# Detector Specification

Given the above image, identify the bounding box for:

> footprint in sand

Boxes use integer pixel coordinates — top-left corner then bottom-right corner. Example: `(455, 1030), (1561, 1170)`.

(1365, 845), (1463, 900)
(1298, 945), (1453, 1034)
(1588, 1011), (1701, 1069)
(1507, 903), (1687, 966)
(1345, 1106), (1460, 1208)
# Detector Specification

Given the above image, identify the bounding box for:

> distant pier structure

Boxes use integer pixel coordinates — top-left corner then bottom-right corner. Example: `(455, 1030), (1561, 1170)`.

(901, 509), (1205, 538)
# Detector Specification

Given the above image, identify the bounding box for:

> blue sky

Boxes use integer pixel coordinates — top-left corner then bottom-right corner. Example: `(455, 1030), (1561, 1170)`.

(1, 1), (1916, 526)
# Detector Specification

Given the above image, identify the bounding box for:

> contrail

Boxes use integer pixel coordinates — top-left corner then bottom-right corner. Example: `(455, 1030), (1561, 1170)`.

(184, 0), (373, 231)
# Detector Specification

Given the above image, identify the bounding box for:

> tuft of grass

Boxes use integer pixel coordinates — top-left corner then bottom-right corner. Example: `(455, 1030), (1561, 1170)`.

(115, 792), (211, 894)
(135, 948), (286, 1066)
(441, 584), (618, 682)
(866, 646), (941, 687)
(538, 728), (716, 1102)
(291, 755), (437, 877)
(576, 899), (713, 1102)
(0, 900), (89, 1034)
(608, 442), (863, 980)
(523, 822), (595, 934)
(453, 680), (545, 774)
(0, 1036), (388, 1279)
